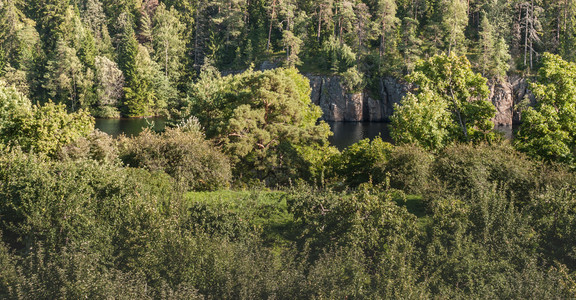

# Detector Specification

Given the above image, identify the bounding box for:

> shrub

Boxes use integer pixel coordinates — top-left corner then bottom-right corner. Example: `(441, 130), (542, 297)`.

(328, 137), (393, 187)
(432, 143), (536, 201)
(119, 125), (232, 191)
(59, 130), (119, 164)
(340, 66), (365, 93)
(92, 105), (121, 118)
(385, 144), (433, 194)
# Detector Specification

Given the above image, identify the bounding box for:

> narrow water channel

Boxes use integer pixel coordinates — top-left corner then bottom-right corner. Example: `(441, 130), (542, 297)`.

(95, 118), (515, 151)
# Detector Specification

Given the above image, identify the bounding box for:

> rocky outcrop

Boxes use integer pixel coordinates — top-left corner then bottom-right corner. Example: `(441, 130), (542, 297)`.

(307, 74), (531, 125)
(308, 76), (364, 121)
(307, 75), (408, 122)
(488, 76), (533, 125)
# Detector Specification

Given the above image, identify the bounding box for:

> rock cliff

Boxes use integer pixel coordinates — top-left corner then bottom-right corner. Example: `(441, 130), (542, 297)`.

(307, 75), (409, 122)
(307, 74), (531, 125)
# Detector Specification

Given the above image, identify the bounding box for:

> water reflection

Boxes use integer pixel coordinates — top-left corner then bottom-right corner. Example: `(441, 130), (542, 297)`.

(328, 122), (517, 151)
(95, 118), (166, 137)
(95, 119), (516, 151)
(328, 122), (392, 150)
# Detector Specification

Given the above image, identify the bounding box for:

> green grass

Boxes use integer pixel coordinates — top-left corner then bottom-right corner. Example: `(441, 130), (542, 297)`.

(392, 193), (431, 228)
(185, 190), (296, 245)
(186, 190), (432, 246)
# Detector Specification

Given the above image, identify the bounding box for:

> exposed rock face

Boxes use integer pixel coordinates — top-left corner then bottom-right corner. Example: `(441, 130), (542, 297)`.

(307, 74), (531, 125)
(307, 75), (407, 122)
(490, 81), (515, 126)
(488, 76), (533, 125)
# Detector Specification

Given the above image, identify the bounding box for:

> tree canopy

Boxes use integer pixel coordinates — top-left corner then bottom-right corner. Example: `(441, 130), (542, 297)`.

(391, 54), (496, 150)
(0, 81), (94, 156)
(183, 67), (333, 184)
(516, 53), (576, 163)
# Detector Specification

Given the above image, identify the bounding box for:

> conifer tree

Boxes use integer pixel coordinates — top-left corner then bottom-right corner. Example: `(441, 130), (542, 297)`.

(117, 13), (138, 83)
(442, 0), (468, 55)
(152, 4), (186, 86)
(376, 0), (400, 58)
(43, 40), (94, 111)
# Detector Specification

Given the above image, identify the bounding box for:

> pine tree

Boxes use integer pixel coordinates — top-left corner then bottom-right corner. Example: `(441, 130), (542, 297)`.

(43, 40), (94, 111)
(399, 17), (423, 72)
(376, 0), (400, 58)
(117, 13), (138, 83)
(152, 4), (186, 86)
(81, 0), (113, 55)
(477, 14), (511, 81)
(33, 0), (75, 51)
(315, 0), (334, 43)
(0, 0), (40, 70)
(442, 0), (468, 55)
(353, 2), (372, 56)
(478, 14), (495, 77)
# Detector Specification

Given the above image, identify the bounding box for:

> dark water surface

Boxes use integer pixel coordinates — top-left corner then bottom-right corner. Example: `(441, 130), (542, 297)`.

(327, 122), (392, 150)
(95, 118), (515, 150)
(95, 118), (166, 137)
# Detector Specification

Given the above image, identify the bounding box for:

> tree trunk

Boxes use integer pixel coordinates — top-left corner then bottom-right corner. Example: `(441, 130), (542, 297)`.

(524, 3), (529, 67)
(266, 0), (277, 51)
(317, 8), (322, 42)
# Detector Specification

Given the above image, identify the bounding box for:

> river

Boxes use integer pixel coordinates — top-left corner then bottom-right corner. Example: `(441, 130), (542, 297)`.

(95, 118), (515, 151)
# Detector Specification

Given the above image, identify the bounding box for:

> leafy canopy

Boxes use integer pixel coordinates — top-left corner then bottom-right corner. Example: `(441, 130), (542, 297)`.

(391, 54), (495, 150)
(0, 81), (94, 156)
(183, 67), (333, 184)
(516, 53), (576, 163)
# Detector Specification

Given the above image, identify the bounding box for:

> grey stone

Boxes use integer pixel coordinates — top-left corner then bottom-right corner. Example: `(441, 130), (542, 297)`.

(306, 73), (533, 125)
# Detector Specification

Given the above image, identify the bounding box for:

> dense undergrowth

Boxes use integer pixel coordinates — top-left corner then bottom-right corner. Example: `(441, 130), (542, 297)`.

(1, 128), (576, 298)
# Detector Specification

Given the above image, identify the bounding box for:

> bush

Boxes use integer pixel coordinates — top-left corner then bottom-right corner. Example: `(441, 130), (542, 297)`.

(328, 137), (393, 187)
(0, 149), (203, 297)
(92, 105), (121, 118)
(385, 144), (433, 194)
(59, 130), (119, 164)
(119, 125), (232, 191)
(340, 66), (365, 93)
(432, 143), (537, 201)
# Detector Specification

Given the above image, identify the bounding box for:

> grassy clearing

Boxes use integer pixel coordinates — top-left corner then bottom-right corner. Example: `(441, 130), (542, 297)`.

(185, 190), (296, 245)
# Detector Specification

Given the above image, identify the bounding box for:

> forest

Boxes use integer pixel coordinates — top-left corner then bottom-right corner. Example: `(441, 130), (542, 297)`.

(3, 0), (576, 299)
(1, 0), (575, 116)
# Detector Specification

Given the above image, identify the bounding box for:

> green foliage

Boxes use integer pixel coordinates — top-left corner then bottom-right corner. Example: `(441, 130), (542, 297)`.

(477, 15), (511, 81)
(184, 67), (332, 185)
(287, 183), (423, 297)
(119, 124), (232, 191)
(340, 65), (365, 93)
(516, 53), (576, 164)
(0, 82), (94, 157)
(391, 90), (453, 150)
(2, 142), (576, 298)
(93, 55), (124, 114)
(43, 39), (95, 110)
(185, 190), (291, 243)
(386, 144), (434, 194)
(392, 54), (496, 150)
(329, 137), (393, 187)
(12, 101), (94, 157)
(432, 143), (537, 200)
(0, 149), (202, 298)
(319, 36), (357, 74)
(152, 3), (186, 86)
(0, 232), (19, 299)
(0, 80), (31, 136)
(59, 129), (119, 163)
(122, 45), (173, 117)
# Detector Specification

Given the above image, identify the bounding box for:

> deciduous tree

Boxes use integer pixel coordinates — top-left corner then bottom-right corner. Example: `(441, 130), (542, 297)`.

(516, 53), (576, 163)
(391, 54), (496, 150)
